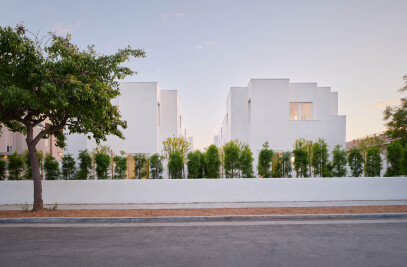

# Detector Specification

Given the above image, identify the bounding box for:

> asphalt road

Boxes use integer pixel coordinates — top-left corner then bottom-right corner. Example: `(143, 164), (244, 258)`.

(1, 220), (407, 267)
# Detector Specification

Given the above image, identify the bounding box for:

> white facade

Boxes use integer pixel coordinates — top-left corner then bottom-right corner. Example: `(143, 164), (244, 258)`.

(66, 82), (191, 159)
(215, 79), (346, 167)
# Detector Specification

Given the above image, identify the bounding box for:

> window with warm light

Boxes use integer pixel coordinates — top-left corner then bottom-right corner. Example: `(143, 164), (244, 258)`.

(289, 102), (312, 120)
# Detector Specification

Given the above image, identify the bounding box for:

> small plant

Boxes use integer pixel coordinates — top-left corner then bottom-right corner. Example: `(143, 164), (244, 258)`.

(21, 201), (29, 212)
(45, 203), (58, 211)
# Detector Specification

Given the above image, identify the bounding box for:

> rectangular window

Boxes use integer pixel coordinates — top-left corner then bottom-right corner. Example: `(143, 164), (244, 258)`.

(6, 145), (13, 153)
(289, 102), (312, 120)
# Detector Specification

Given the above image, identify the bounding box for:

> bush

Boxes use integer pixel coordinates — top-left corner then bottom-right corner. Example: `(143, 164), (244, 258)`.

(0, 159), (6, 180)
(348, 147), (364, 177)
(23, 150), (43, 180)
(365, 147), (382, 177)
(205, 145), (221, 178)
(332, 145), (347, 177)
(311, 138), (330, 177)
(223, 141), (240, 178)
(293, 148), (308, 178)
(239, 145), (254, 178)
(61, 154), (76, 180)
(134, 153), (148, 179)
(113, 152), (127, 179)
(385, 142), (403, 177)
(168, 150), (183, 179)
(187, 150), (202, 178)
(7, 152), (24, 180)
(77, 150), (92, 180)
(281, 151), (292, 178)
(257, 142), (273, 178)
(95, 152), (111, 179)
(150, 153), (164, 179)
(44, 154), (60, 180)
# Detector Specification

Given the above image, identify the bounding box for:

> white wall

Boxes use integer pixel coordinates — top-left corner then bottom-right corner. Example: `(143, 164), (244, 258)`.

(1, 178), (406, 205)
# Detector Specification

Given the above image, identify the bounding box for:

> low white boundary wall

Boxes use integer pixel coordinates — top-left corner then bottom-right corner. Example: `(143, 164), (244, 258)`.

(1, 178), (407, 205)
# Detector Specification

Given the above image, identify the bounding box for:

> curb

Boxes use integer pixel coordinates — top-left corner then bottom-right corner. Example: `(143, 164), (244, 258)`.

(1, 213), (407, 224)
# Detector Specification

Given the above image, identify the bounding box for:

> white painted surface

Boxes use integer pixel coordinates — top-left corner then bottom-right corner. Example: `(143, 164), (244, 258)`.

(215, 79), (346, 175)
(1, 178), (406, 205)
(65, 82), (190, 160)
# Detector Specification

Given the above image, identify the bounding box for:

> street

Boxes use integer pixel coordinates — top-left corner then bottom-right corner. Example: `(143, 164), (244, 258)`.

(1, 219), (407, 267)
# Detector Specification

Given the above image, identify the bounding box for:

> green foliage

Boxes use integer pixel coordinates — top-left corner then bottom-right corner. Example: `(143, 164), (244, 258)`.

(0, 25), (144, 209)
(403, 147), (407, 175)
(113, 152), (127, 179)
(162, 136), (190, 178)
(23, 150), (43, 180)
(311, 138), (330, 177)
(365, 147), (382, 177)
(272, 155), (282, 178)
(383, 75), (407, 147)
(223, 140), (240, 178)
(257, 142), (273, 178)
(77, 150), (92, 180)
(61, 154), (76, 180)
(205, 145), (221, 178)
(293, 148), (308, 178)
(295, 138), (313, 177)
(281, 151), (292, 178)
(168, 150), (183, 179)
(134, 153), (148, 179)
(187, 150), (202, 178)
(95, 152), (110, 179)
(44, 154), (59, 180)
(332, 145), (347, 177)
(385, 142), (404, 177)
(7, 152), (25, 180)
(149, 153), (164, 179)
(0, 159), (6, 180)
(239, 145), (254, 178)
(347, 147), (364, 177)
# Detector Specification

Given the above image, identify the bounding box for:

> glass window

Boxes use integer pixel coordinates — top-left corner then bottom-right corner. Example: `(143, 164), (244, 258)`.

(301, 103), (311, 120)
(289, 103), (312, 120)
(289, 103), (299, 120)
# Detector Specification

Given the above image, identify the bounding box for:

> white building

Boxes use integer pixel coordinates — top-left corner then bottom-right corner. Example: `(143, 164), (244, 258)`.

(214, 78), (346, 171)
(66, 82), (191, 161)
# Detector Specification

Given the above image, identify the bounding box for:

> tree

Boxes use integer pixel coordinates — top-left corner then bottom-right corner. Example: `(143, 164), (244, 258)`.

(383, 75), (407, 147)
(311, 138), (330, 177)
(331, 145), (347, 177)
(0, 158), (6, 180)
(295, 138), (313, 177)
(385, 142), (404, 177)
(162, 136), (190, 178)
(403, 147), (407, 175)
(187, 150), (202, 178)
(23, 150), (43, 180)
(0, 25), (145, 210)
(150, 153), (164, 179)
(239, 145), (254, 178)
(257, 142), (273, 178)
(168, 150), (183, 179)
(223, 140), (240, 178)
(61, 154), (76, 180)
(205, 145), (221, 178)
(219, 147), (225, 178)
(348, 147), (364, 177)
(7, 152), (24, 180)
(43, 154), (59, 180)
(95, 152), (111, 179)
(77, 150), (92, 180)
(293, 148), (308, 178)
(281, 151), (292, 178)
(113, 151), (127, 179)
(134, 153), (148, 179)
(365, 147), (382, 177)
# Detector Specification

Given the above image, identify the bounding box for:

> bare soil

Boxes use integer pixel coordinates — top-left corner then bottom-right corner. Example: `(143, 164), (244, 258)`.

(1, 205), (407, 218)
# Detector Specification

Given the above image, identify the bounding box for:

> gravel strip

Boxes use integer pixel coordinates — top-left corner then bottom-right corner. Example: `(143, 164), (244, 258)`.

(1, 205), (407, 218)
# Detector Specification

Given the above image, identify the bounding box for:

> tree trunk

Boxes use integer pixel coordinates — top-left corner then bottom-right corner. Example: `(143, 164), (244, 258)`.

(26, 127), (43, 211)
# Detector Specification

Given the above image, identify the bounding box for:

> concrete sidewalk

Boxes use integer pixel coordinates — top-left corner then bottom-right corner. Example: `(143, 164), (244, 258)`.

(2, 200), (407, 211)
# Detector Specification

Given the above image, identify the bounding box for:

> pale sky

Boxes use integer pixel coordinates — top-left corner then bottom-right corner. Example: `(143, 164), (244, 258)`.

(1, 0), (406, 150)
